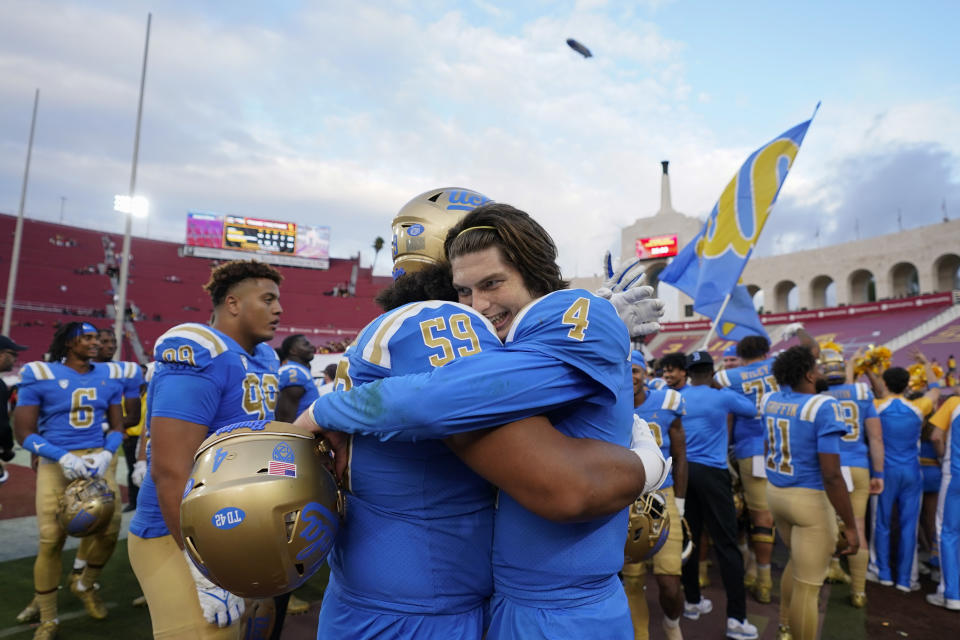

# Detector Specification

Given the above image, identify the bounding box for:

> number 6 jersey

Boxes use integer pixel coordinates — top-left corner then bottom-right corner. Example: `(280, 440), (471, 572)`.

(129, 323), (280, 539)
(17, 361), (122, 450)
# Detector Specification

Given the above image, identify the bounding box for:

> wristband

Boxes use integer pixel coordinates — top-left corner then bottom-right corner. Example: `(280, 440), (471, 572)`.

(870, 470), (884, 479)
(104, 430), (124, 453)
(22, 433), (69, 462)
(928, 381), (942, 389)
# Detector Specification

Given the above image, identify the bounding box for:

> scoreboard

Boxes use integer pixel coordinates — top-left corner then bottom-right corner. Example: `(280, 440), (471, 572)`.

(186, 211), (329, 269)
(635, 234), (679, 260)
(223, 216), (296, 254)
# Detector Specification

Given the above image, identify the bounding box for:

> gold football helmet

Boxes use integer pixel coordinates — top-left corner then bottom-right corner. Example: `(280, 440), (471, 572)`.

(624, 491), (670, 564)
(180, 420), (344, 598)
(819, 346), (846, 385)
(57, 478), (116, 537)
(391, 187), (491, 279)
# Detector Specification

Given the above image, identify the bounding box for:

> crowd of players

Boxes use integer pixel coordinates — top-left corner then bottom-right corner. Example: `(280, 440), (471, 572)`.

(0, 186), (956, 640)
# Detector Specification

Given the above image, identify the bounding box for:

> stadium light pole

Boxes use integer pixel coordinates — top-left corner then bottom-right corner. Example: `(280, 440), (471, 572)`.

(113, 12), (151, 360)
(2, 89), (40, 336)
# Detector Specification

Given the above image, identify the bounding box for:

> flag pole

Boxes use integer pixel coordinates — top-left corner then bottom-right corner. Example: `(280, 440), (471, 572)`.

(2, 89), (39, 336)
(699, 291), (733, 350)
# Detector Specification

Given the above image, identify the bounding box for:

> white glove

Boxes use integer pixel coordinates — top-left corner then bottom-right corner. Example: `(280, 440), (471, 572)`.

(131, 460), (147, 486)
(184, 549), (244, 627)
(598, 251), (647, 294)
(59, 452), (93, 480)
(83, 450), (113, 478)
(629, 415), (672, 494)
(674, 497), (685, 518)
(782, 322), (804, 339)
(607, 287), (665, 337)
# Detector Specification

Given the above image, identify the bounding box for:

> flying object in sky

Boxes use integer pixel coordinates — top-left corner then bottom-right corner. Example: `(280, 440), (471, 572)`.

(566, 38), (592, 58)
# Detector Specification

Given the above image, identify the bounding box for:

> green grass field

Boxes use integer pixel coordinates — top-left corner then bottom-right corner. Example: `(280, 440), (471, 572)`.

(0, 541), (330, 639)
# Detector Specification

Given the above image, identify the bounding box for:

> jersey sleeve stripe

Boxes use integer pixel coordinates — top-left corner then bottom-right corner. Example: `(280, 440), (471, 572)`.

(716, 370), (730, 387)
(663, 389), (680, 411)
(800, 395), (829, 422)
(26, 362), (53, 380)
(159, 324), (227, 357)
(363, 301), (498, 369)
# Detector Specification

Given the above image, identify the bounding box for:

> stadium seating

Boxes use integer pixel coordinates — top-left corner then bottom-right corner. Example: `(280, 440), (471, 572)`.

(0, 213), (391, 362)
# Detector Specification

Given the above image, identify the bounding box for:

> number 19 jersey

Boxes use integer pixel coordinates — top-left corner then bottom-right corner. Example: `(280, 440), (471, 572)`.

(822, 382), (877, 469)
(633, 389), (685, 490)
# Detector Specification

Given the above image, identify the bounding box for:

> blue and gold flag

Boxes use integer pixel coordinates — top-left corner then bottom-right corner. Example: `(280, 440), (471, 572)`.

(660, 109), (816, 340)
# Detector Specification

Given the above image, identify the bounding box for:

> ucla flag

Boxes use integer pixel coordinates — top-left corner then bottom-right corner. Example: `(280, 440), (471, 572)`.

(659, 109), (816, 340)
(692, 112), (815, 306)
(660, 227), (769, 341)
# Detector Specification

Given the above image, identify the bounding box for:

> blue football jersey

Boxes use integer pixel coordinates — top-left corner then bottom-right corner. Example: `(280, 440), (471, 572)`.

(647, 377), (668, 391)
(310, 290), (628, 441)
(311, 289), (633, 608)
(760, 390), (846, 490)
(633, 389), (685, 490)
(715, 357), (779, 459)
(17, 361), (122, 451)
(822, 382), (878, 469)
(277, 361), (319, 416)
(101, 361), (145, 399)
(679, 385), (756, 468)
(876, 395), (932, 468)
(322, 300), (502, 616)
(129, 323), (280, 539)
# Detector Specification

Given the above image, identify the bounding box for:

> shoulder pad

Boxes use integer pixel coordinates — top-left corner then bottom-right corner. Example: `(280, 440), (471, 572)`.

(358, 301), (498, 371)
(154, 323), (228, 369)
(800, 394), (833, 422)
(20, 361), (55, 384)
(662, 388), (684, 412)
(715, 370), (731, 387)
(503, 290), (629, 397)
(253, 342), (281, 366)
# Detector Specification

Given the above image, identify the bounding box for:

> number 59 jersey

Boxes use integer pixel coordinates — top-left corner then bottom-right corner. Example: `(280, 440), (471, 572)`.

(325, 301), (504, 614)
(129, 323), (281, 539)
(17, 361), (122, 450)
(822, 382), (878, 469)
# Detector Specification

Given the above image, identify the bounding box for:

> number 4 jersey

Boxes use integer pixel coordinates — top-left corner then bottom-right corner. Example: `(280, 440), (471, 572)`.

(17, 361), (122, 450)
(129, 323), (280, 539)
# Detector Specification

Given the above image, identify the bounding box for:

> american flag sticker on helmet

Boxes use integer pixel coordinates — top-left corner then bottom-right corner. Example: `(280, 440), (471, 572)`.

(268, 460), (297, 477)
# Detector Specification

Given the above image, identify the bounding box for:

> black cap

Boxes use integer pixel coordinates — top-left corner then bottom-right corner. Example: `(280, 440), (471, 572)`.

(0, 336), (28, 352)
(686, 350), (713, 369)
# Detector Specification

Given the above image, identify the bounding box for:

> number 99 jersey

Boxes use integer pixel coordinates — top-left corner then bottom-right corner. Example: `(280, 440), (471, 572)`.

(821, 382), (877, 469)
(632, 388), (685, 490)
(129, 323), (281, 539)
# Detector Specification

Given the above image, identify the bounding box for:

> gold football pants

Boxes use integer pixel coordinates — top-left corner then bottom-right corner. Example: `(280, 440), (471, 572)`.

(129, 533), (240, 640)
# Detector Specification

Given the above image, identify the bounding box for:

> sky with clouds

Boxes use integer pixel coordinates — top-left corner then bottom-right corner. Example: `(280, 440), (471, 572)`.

(1, 0), (958, 277)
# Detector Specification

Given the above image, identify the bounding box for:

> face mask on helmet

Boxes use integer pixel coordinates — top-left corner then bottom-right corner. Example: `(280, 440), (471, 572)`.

(391, 187), (492, 280)
(58, 478), (116, 537)
(819, 348), (846, 385)
(180, 420), (344, 598)
(624, 491), (671, 564)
